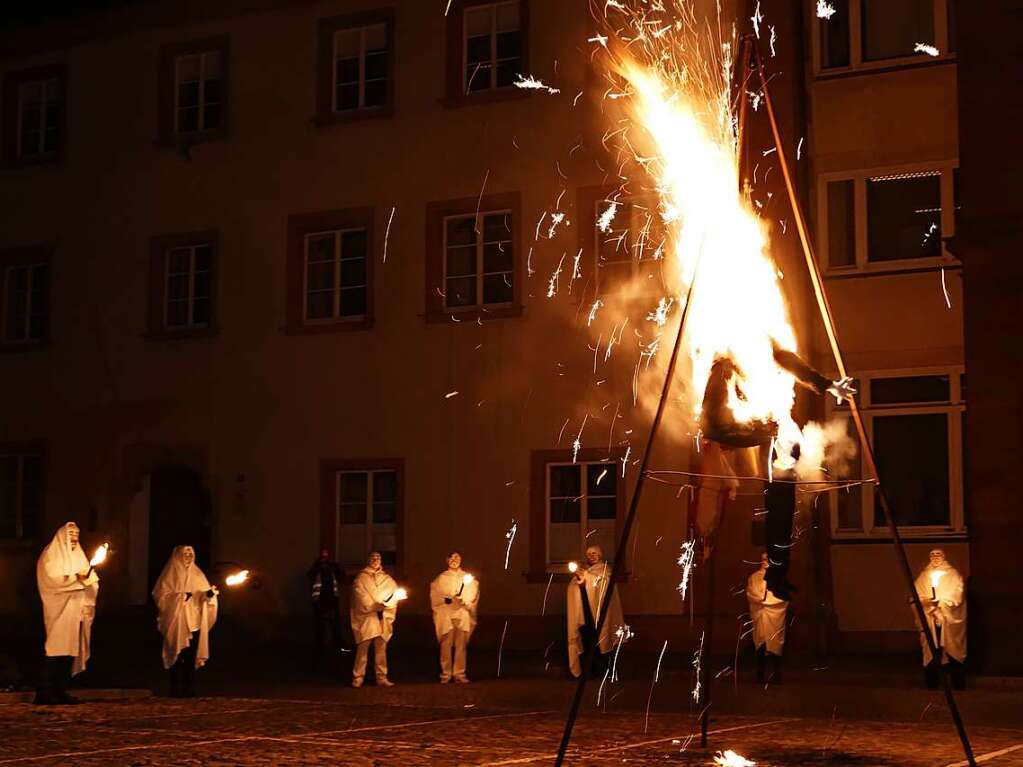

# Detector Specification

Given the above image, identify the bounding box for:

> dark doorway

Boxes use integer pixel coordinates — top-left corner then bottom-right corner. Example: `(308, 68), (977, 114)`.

(147, 464), (212, 591)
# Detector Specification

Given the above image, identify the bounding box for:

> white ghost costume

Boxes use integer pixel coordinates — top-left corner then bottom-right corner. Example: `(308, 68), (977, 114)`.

(36, 523), (98, 675)
(430, 568), (479, 681)
(914, 558), (967, 666)
(566, 561), (625, 678)
(746, 563), (788, 655)
(152, 547), (219, 670)
(350, 566), (399, 684)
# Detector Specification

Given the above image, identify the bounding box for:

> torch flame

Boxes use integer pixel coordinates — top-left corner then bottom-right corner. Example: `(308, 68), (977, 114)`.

(568, 561), (579, 574)
(930, 569), (945, 589)
(394, 587), (408, 601)
(89, 543), (109, 568)
(225, 569), (249, 587)
(714, 750), (756, 767)
(463, 573), (475, 585)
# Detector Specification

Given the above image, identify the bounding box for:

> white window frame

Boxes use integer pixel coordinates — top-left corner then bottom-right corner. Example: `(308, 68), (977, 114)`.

(332, 23), (388, 112)
(545, 460), (618, 569)
(593, 195), (666, 295)
(0, 452), (40, 541)
(817, 160), (959, 274)
(163, 244), (210, 330)
(173, 51), (221, 135)
(302, 228), (368, 323)
(827, 365), (965, 539)
(442, 209), (514, 311)
(16, 78), (59, 159)
(335, 468), (398, 567)
(462, 0), (520, 93)
(811, 0), (956, 75)
(2, 263), (46, 344)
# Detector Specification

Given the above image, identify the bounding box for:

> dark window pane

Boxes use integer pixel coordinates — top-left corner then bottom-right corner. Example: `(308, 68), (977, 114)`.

(586, 463), (616, 496)
(373, 502), (396, 524)
(306, 291), (334, 320)
(192, 271), (209, 300)
(446, 217), (477, 247)
(482, 273), (513, 304)
(193, 245), (211, 271)
(340, 502), (366, 524)
(340, 258), (366, 287)
(873, 414), (950, 527)
(466, 64), (490, 92)
(341, 230), (367, 258)
(495, 59), (519, 88)
(337, 58), (359, 85)
(445, 276), (477, 307)
(337, 83), (359, 111)
(466, 35), (491, 66)
(588, 497), (616, 520)
(307, 234), (335, 263)
(373, 471), (397, 502)
(496, 30), (520, 59)
(867, 173), (941, 262)
(339, 286), (367, 317)
(364, 51), (387, 81)
(177, 106), (199, 133)
(203, 103), (221, 131)
(550, 498), (581, 523)
(306, 262), (335, 292)
(203, 78), (221, 104)
(364, 79), (387, 108)
(827, 180), (856, 267)
(549, 465), (581, 497)
(166, 300), (188, 327)
(836, 483), (863, 530)
(178, 82), (200, 109)
(446, 246), (477, 278)
(483, 213), (511, 240)
(340, 472), (368, 503)
(191, 297), (210, 326)
(167, 248), (191, 273)
(871, 375), (950, 405)
(167, 274), (189, 301)
(819, 2), (851, 68)
(482, 242), (512, 274)
(862, 0), (934, 62)
(380, 550), (397, 566)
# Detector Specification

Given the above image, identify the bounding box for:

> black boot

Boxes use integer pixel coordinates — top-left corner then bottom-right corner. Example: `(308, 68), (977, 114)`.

(32, 656), (60, 705)
(767, 652), (783, 684)
(54, 657), (80, 705)
(755, 645), (766, 683)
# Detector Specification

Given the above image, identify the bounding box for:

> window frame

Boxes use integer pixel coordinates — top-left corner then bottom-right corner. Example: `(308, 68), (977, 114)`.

(0, 244), (52, 350)
(286, 207), (375, 333)
(316, 9), (395, 125)
(320, 458), (404, 572)
(810, 0), (956, 76)
(147, 230), (218, 340)
(592, 194), (667, 298)
(444, 0), (530, 107)
(158, 36), (229, 145)
(817, 160), (959, 274)
(545, 459), (620, 569)
(163, 243), (212, 331)
(1, 63), (66, 167)
(425, 192), (521, 322)
(827, 366), (965, 539)
(172, 50), (223, 136)
(0, 442), (46, 544)
(441, 209), (514, 311)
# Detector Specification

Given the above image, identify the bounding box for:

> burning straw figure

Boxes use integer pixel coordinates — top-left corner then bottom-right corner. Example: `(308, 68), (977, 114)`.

(914, 548), (967, 689)
(429, 551), (479, 684)
(34, 522), (99, 705)
(746, 552), (788, 682)
(152, 545), (218, 697)
(350, 551), (405, 688)
(566, 545), (625, 678)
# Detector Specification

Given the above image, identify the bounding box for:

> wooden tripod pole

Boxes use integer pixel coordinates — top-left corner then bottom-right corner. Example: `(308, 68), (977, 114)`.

(746, 38), (977, 767)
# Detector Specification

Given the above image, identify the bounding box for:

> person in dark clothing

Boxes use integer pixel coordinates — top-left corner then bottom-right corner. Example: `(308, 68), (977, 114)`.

(308, 549), (347, 665)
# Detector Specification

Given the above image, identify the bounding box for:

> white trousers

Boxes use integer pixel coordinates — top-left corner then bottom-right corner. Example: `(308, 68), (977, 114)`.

(353, 636), (388, 683)
(439, 628), (468, 681)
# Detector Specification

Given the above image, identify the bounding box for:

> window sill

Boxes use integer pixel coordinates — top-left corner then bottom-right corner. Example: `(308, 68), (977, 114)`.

(441, 87), (531, 110)
(424, 304), (522, 324)
(144, 326), (219, 342)
(824, 257), (961, 280)
(313, 106), (394, 127)
(815, 53), (956, 80)
(285, 317), (373, 334)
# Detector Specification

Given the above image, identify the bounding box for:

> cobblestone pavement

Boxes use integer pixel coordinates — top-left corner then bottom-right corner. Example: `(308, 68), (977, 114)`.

(2, 692), (1022, 767)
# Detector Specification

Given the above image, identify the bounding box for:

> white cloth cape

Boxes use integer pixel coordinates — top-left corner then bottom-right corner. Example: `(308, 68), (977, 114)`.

(914, 564), (966, 665)
(746, 567), (788, 654)
(350, 567), (399, 643)
(429, 569), (479, 641)
(566, 561), (625, 677)
(152, 547), (219, 670)
(36, 523), (98, 675)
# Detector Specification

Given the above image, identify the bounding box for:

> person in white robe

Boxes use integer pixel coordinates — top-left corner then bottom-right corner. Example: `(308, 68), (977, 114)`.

(350, 551), (401, 687)
(152, 546), (219, 697)
(914, 548), (967, 689)
(566, 545), (625, 678)
(430, 551), (479, 683)
(746, 552), (789, 682)
(34, 522), (98, 705)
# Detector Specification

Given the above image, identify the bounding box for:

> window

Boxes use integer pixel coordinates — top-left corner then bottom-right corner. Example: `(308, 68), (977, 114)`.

(317, 10), (394, 121)
(425, 192), (521, 320)
(320, 459), (402, 569)
(819, 164), (956, 271)
(445, 1), (529, 105)
(595, 197), (665, 296)
(814, 0), (955, 72)
(148, 231), (217, 339)
(444, 211), (513, 309)
(159, 38), (228, 143)
(2, 64), (66, 166)
(287, 208), (374, 332)
(0, 446), (43, 541)
(829, 369), (964, 536)
(1, 245), (51, 347)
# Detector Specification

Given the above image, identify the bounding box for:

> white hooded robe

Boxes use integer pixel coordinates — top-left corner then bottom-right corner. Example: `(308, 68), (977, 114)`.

(566, 561), (625, 677)
(429, 569), (479, 641)
(914, 564), (967, 665)
(746, 565), (788, 654)
(152, 547), (219, 670)
(36, 523), (98, 675)
(351, 567), (399, 643)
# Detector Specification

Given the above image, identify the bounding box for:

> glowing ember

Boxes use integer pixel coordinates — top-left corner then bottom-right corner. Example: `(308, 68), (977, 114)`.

(462, 573), (475, 585)
(504, 520), (518, 569)
(89, 543), (109, 568)
(568, 561), (579, 573)
(514, 74), (560, 95)
(225, 569), (249, 586)
(393, 587), (408, 601)
(676, 539), (697, 600)
(713, 750), (756, 767)
(816, 1), (836, 20)
(914, 42), (941, 57)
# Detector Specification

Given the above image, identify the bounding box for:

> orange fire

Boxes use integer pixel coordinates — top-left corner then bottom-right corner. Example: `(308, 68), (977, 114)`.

(224, 569), (249, 587)
(89, 543), (109, 568)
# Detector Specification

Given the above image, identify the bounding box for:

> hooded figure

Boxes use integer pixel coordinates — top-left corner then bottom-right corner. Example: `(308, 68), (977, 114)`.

(350, 551), (400, 687)
(35, 521), (98, 705)
(566, 545), (625, 678)
(746, 553), (788, 682)
(152, 546), (218, 697)
(430, 551), (479, 683)
(914, 549), (967, 689)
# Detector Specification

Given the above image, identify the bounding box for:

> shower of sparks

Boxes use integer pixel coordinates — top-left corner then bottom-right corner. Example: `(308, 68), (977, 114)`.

(914, 42), (941, 57)
(691, 630), (705, 703)
(677, 539), (697, 600)
(504, 520), (518, 569)
(547, 253), (566, 298)
(769, 26), (777, 57)
(643, 639), (669, 733)
(589, 33), (609, 48)
(514, 74), (561, 95)
(714, 751), (757, 767)
(940, 267), (952, 309)
(541, 571), (555, 615)
(796, 137), (805, 160)
(548, 211), (568, 239)
(572, 414), (589, 462)
(646, 296), (674, 326)
(816, 1), (836, 20)
(750, 1), (763, 39)
(496, 619), (509, 677)
(597, 200), (619, 232)
(587, 299), (604, 326)
(382, 206), (396, 263)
